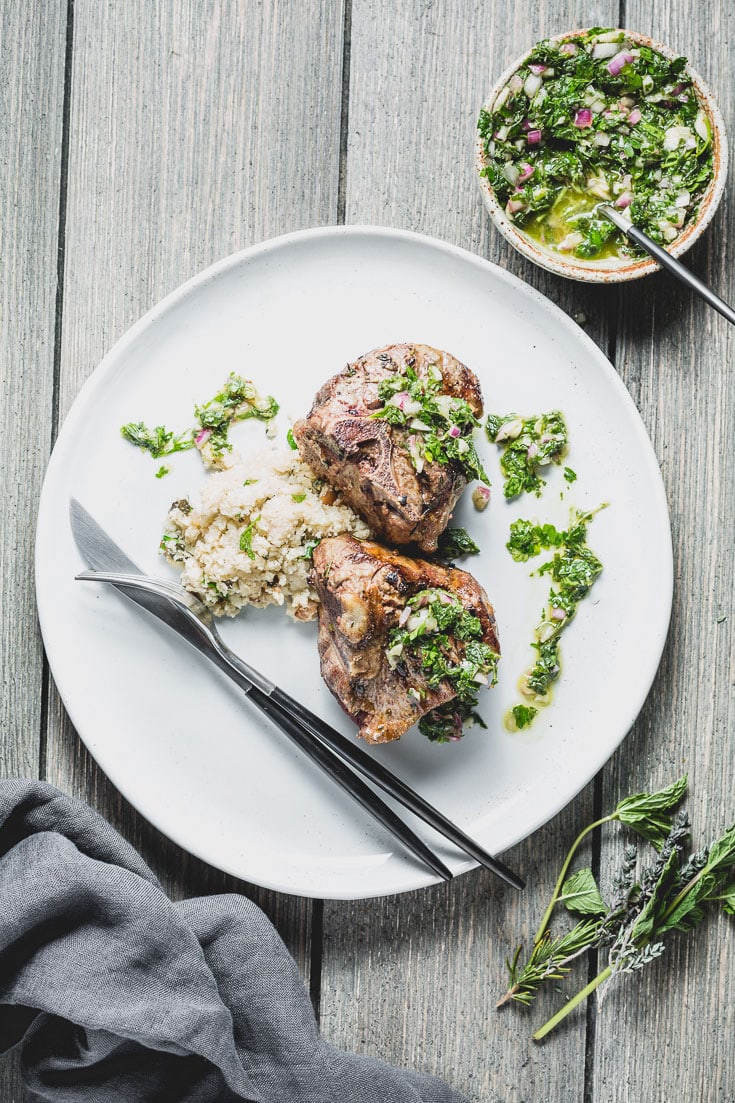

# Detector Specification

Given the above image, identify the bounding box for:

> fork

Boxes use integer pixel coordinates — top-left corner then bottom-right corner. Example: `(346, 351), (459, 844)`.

(75, 568), (524, 890)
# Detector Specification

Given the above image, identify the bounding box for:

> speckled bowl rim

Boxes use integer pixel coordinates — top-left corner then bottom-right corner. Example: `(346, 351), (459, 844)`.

(476, 28), (729, 283)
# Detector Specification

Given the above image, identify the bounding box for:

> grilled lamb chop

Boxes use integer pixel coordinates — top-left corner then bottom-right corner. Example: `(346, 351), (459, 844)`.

(293, 343), (486, 552)
(311, 534), (500, 744)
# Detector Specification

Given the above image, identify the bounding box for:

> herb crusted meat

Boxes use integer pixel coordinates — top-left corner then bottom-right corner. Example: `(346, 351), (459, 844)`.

(293, 343), (487, 553)
(311, 534), (500, 744)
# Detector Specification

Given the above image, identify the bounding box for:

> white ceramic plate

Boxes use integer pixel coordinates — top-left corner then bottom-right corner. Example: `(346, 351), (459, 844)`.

(36, 227), (672, 899)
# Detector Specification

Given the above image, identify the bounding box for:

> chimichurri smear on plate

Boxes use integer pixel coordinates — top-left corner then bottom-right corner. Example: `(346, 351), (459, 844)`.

(478, 28), (714, 259)
(505, 506), (605, 732)
(486, 410), (568, 499)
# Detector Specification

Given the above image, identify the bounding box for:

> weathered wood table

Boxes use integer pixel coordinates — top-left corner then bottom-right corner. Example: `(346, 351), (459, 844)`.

(3, 3), (734, 1100)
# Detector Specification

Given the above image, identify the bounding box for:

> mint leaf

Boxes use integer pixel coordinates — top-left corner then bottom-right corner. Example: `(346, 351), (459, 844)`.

(718, 882), (735, 916)
(559, 868), (607, 916)
(703, 823), (735, 876)
(616, 776), (688, 849)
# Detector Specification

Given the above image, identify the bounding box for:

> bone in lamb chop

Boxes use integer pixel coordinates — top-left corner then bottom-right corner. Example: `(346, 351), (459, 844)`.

(292, 343), (487, 553)
(310, 534), (500, 745)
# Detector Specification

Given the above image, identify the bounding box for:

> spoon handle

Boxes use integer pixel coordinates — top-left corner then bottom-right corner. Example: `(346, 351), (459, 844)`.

(599, 204), (735, 327)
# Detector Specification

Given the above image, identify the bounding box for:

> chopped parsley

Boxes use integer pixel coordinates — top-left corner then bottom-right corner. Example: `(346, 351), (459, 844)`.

(194, 373), (279, 459)
(435, 526), (481, 564)
(509, 704), (538, 730)
(155, 465), (171, 479)
(159, 531), (187, 562)
(507, 507), (596, 562)
(564, 466), (578, 483)
(372, 362), (488, 484)
(239, 515), (260, 559)
(385, 587), (499, 743)
(287, 427), (298, 450)
(486, 410), (568, 498)
(300, 538), (320, 560)
(506, 506), (604, 728)
(292, 492), (307, 503)
(121, 372), (279, 472)
(120, 422), (195, 459)
(478, 28), (714, 259)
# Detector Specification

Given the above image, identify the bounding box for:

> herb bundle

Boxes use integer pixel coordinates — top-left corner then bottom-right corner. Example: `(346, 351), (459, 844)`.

(498, 776), (735, 1040)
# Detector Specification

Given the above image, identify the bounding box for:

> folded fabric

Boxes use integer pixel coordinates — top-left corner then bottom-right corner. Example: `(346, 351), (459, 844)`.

(0, 778), (468, 1103)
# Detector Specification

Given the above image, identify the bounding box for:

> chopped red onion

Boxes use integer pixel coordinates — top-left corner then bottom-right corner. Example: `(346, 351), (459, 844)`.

(508, 72), (524, 93)
(559, 42), (578, 55)
(506, 197), (525, 214)
(195, 428), (211, 446)
(526, 128), (542, 144)
(627, 107), (642, 125)
(527, 442), (539, 459)
(447, 425), (461, 439)
(517, 161), (535, 182)
(521, 117), (532, 131)
(528, 63), (546, 76)
(615, 191), (633, 209)
(398, 605), (412, 627)
(574, 108), (593, 128)
(607, 50), (634, 76)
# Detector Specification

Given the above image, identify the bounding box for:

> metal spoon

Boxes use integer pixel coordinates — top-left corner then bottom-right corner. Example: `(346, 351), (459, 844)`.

(598, 203), (735, 326)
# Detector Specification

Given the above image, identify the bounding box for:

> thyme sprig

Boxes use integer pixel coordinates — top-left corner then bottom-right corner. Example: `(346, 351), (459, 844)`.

(497, 776), (735, 1040)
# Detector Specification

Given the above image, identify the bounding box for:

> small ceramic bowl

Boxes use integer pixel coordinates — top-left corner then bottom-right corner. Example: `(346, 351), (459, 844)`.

(476, 29), (728, 283)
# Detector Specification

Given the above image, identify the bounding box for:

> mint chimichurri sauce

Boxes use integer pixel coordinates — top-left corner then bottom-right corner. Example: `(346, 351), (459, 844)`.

(478, 28), (714, 261)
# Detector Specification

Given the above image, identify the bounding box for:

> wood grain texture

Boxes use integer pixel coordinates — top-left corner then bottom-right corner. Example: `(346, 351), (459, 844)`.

(590, 5), (735, 1101)
(321, 3), (618, 1100)
(0, 2), (65, 776)
(44, 0), (346, 971)
(0, 1), (66, 1093)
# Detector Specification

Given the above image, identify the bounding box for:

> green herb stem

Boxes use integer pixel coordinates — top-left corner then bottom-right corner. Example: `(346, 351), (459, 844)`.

(534, 814), (617, 945)
(532, 964), (612, 1042)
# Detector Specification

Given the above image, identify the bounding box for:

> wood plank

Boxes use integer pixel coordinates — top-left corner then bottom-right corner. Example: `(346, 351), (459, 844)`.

(322, 3), (618, 1099)
(45, 0), (346, 971)
(0, 2), (65, 774)
(592, 7), (735, 1101)
(0, 2), (66, 1096)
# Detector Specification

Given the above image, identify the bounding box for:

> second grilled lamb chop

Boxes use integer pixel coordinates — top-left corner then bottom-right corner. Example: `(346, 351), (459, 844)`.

(311, 534), (500, 744)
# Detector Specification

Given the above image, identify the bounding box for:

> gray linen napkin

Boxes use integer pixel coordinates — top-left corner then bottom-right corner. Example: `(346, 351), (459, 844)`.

(0, 778), (468, 1103)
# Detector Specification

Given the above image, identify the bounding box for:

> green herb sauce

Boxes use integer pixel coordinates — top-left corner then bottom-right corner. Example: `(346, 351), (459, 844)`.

(121, 372), (279, 472)
(505, 507), (604, 729)
(478, 28), (714, 259)
(486, 410), (568, 498)
(434, 526), (481, 564)
(385, 587), (499, 743)
(372, 362), (488, 484)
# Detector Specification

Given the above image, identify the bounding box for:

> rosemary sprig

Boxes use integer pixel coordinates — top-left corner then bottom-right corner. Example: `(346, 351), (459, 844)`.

(497, 776), (735, 1041)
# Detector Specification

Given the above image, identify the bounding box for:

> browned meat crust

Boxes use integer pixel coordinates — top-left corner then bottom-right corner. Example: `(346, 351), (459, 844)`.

(311, 534), (500, 744)
(293, 343), (483, 552)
